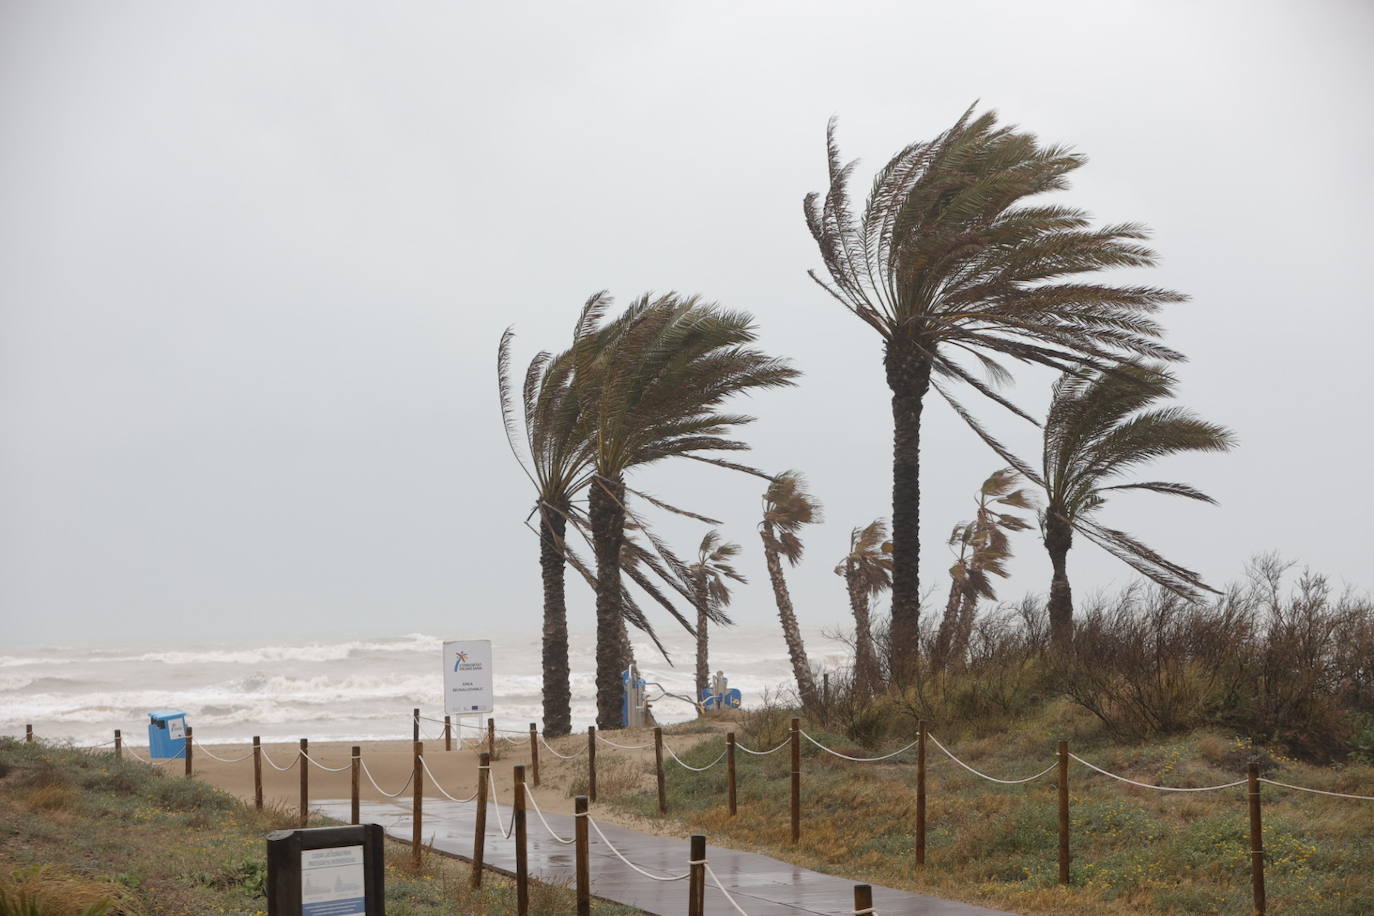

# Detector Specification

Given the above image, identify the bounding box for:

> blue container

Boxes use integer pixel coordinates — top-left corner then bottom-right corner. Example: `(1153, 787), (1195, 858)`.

(147, 709), (187, 759)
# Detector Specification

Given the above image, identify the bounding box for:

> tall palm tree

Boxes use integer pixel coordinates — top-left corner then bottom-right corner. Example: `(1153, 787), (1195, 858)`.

(688, 530), (746, 700)
(578, 294), (798, 728)
(497, 300), (603, 737)
(833, 520), (891, 694)
(932, 469), (1036, 668)
(1036, 363), (1235, 645)
(760, 472), (822, 709)
(805, 106), (1187, 672)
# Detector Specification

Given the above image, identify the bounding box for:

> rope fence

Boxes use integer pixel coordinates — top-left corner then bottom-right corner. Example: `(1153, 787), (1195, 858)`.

(15, 711), (1373, 916)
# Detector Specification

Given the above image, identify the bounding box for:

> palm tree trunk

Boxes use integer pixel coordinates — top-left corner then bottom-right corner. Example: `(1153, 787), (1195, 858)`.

(1045, 510), (1075, 649)
(693, 574), (709, 705)
(590, 474), (628, 729)
(952, 590), (977, 662)
(931, 576), (963, 670)
(760, 524), (820, 708)
(885, 338), (933, 676)
(844, 564), (880, 695)
(538, 502), (572, 737)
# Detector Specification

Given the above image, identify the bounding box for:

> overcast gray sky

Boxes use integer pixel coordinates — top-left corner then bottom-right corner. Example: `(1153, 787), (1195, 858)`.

(3, 0), (1371, 647)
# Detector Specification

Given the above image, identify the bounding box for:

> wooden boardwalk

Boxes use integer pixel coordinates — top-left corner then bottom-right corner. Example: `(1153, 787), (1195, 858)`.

(315, 798), (1010, 916)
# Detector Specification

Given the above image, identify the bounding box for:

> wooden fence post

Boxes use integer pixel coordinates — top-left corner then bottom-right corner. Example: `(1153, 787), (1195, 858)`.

(1248, 762), (1266, 915)
(514, 764), (529, 916)
(1057, 740), (1070, 885)
(854, 883), (874, 915)
(726, 732), (737, 816)
(412, 707), (419, 743)
(488, 718), (496, 760)
(530, 723), (540, 787)
(185, 726), (193, 777)
(574, 795), (591, 915)
(252, 737), (263, 810)
(790, 717), (801, 843)
(687, 834), (706, 916)
(445, 716), (452, 752)
(471, 751), (490, 888)
(588, 726), (597, 803)
(351, 745), (361, 825)
(114, 729), (122, 760)
(25, 724), (32, 743)
(299, 738), (309, 828)
(916, 719), (927, 868)
(654, 726), (667, 815)
(412, 741), (424, 872)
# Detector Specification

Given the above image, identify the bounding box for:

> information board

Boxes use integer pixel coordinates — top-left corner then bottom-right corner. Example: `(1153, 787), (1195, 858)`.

(300, 846), (365, 916)
(442, 639), (493, 715)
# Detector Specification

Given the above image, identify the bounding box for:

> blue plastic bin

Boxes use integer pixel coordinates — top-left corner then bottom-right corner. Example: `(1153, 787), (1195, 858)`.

(147, 710), (187, 759)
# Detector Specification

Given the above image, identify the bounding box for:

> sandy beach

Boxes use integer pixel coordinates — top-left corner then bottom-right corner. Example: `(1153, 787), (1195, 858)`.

(186, 724), (726, 834)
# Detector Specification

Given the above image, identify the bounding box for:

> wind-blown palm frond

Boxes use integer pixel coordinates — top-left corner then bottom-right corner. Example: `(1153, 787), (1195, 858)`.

(1038, 362), (1235, 642)
(578, 293), (799, 728)
(805, 106), (1188, 669)
(688, 529), (747, 696)
(934, 469), (1037, 667)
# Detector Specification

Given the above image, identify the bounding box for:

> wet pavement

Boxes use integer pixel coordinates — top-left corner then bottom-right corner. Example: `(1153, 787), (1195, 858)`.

(315, 797), (1011, 915)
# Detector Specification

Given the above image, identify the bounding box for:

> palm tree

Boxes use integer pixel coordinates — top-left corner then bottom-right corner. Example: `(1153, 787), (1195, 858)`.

(688, 530), (746, 701)
(833, 520), (891, 694)
(1037, 363), (1235, 645)
(760, 472), (822, 709)
(805, 106), (1187, 672)
(497, 301), (603, 737)
(932, 469), (1036, 668)
(578, 294), (798, 728)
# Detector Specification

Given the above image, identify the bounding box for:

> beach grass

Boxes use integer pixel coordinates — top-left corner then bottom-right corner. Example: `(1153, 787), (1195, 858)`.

(598, 703), (1374, 915)
(0, 738), (643, 916)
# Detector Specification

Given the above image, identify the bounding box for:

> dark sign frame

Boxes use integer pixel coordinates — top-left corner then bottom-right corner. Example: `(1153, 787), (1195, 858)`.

(266, 824), (385, 916)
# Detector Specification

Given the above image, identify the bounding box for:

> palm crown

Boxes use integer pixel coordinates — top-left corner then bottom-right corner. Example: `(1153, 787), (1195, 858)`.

(1040, 362), (1236, 598)
(761, 471), (823, 564)
(834, 519), (893, 601)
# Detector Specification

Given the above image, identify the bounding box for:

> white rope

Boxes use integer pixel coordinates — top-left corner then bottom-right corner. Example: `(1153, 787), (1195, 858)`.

(190, 738), (254, 763)
(417, 756), (480, 802)
(523, 784), (575, 844)
(486, 782), (517, 840)
(1259, 778), (1374, 801)
(665, 744), (727, 772)
(597, 734), (651, 750)
(414, 758), (480, 802)
(854, 908), (877, 915)
(704, 862), (751, 915)
(260, 747), (298, 771)
(360, 759), (414, 798)
(124, 746), (179, 764)
(736, 738), (789, 756)
(301, 750), (352, 773)
(540, 734), (588, 759)
(929, 734), (1056, 785)
(587, 817), (689, 881)
(801, 731), (918, 762)
(1070, 754), (1247, 792)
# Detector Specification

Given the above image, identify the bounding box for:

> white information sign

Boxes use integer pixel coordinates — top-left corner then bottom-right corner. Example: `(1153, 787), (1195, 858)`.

(167, 718), (184, 741)
(443, 639), (493, 715)
(300, 846), (365, 916)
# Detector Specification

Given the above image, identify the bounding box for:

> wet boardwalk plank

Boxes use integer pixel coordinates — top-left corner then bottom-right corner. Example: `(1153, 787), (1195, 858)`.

(316, 798), (1011, 916)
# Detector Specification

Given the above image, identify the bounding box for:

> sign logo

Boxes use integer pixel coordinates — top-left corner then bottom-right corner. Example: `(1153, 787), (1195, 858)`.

(453, 651), (469, 671)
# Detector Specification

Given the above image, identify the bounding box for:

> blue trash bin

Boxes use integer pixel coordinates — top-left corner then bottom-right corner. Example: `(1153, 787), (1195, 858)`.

(147, 710), (187, 759)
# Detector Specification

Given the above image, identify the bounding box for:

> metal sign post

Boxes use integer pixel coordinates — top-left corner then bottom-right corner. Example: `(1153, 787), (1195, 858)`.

(266, 824), (385, 916)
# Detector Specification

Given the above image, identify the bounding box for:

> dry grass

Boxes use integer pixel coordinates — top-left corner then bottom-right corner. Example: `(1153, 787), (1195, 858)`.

(0, 866), (136, 916)
(595, 700), (1374, 915)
